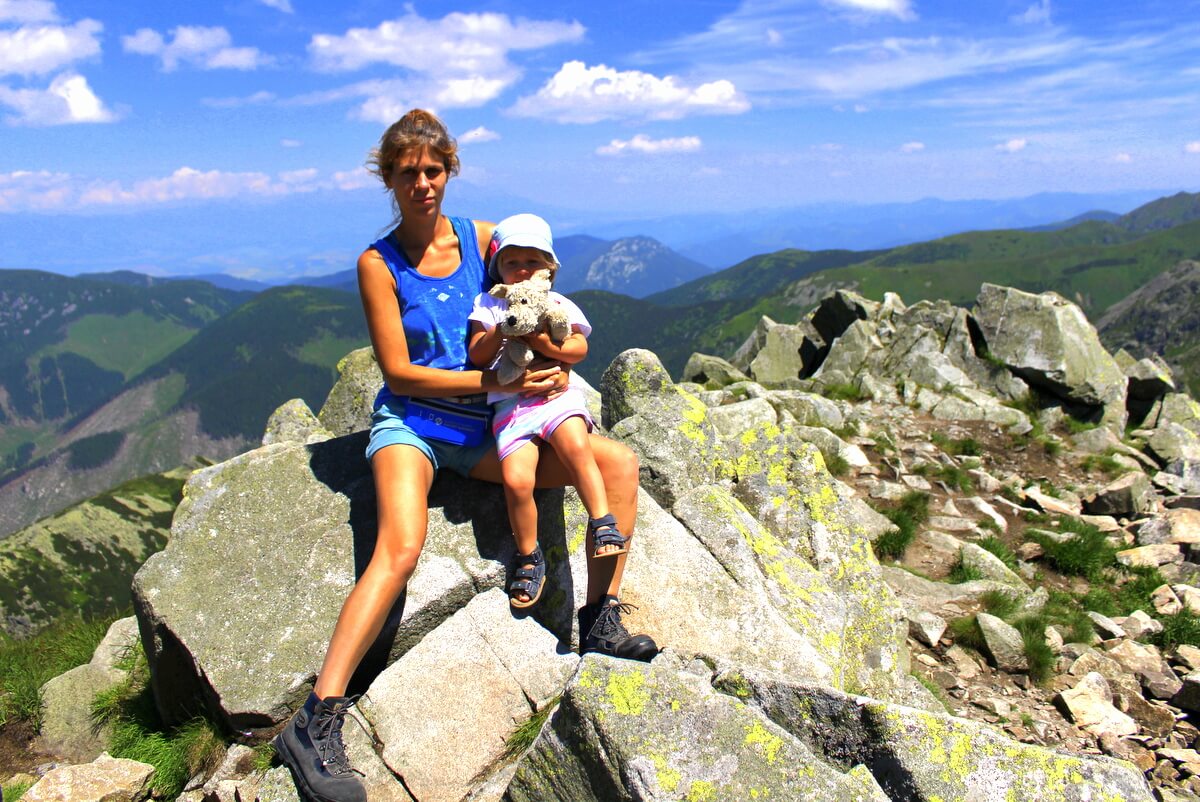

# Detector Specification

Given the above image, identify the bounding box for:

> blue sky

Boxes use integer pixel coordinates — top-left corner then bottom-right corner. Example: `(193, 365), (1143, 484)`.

(2, 0), (1200, 277)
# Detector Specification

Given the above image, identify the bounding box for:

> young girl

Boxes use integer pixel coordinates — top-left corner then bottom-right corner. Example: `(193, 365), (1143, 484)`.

(468, 214), (627, 608)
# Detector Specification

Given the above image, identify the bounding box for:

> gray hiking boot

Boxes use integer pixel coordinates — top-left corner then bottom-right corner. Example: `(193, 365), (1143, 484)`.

(579, 595), (659, 662)
(273, 692), (367, 802)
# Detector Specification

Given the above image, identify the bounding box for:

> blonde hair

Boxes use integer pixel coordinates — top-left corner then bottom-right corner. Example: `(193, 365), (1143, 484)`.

(492, 246), (558, 285)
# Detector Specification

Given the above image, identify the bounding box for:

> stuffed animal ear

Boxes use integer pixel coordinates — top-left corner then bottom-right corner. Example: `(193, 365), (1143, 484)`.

(489, 284), (510, 299)
(528, 271), (553, 291)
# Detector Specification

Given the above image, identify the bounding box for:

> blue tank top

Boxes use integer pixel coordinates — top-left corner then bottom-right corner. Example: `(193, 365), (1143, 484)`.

(369, 216), (489, 409)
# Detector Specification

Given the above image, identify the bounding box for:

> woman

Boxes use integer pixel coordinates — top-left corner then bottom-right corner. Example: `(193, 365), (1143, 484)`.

(273, 109), (657, 802)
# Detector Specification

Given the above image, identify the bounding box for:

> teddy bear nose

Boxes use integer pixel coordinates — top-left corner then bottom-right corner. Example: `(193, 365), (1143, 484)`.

(506, 315), (517, 327)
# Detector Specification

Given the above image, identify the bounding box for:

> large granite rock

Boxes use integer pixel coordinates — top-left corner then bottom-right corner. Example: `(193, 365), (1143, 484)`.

(973, 284), (1127, 430)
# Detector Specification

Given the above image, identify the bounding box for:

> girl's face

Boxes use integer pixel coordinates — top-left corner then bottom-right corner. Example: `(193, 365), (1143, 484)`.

(385, 145), (447, 219)
(496, 246), (553, 285)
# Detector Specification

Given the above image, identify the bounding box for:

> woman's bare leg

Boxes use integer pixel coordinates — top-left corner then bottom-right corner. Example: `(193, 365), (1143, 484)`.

(313, 444), (433, 698)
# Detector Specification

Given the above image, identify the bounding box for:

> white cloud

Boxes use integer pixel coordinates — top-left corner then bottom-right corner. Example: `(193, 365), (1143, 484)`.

(1186, 142), (1200, 154)
(824, 0), (916, 21)
(459, 126), (499, 143)
(0, 0), (58, 23)
(596, 134), (702, 155)
(0, 72), (115, 125)
(766, 28), (783, 46)
(306, 11), (583, 114)
(1114, 152), (1131, 163)
(257, 0), (293, 12)
(0, 18), (101, 76)
(512, 61), (750, 123)
(900, 141), (925, 152)
(280, 138), (301, 148)
(122, 26), (269, 71)
(203, 90), (276, 108)
(996, 138), (1028, 152)
(0, 165), (379, 212)
(1013, 1), (1052, 25)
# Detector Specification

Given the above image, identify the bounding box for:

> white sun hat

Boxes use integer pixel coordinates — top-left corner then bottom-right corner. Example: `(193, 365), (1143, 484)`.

(488, 213), (560, 280)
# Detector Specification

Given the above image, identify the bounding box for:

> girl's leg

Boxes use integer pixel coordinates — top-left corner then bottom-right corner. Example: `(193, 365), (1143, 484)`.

(475, 433), (638, 604)
(313, 444), (433, 698)
(545, 416), (609, 522)
(500, 441), (541, 604)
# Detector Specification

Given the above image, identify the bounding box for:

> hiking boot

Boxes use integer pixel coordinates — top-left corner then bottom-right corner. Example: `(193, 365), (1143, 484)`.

(579, 595), (659, 662)
(273, 692), (367, 802)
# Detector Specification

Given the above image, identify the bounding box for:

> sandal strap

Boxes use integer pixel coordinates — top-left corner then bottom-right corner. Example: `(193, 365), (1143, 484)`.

(589, 515), (627, 548)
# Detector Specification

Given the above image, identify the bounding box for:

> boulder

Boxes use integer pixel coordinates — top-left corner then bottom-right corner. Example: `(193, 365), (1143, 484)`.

(1055, 672), (1139, 739)
(706, 397), (777, 439)
(505, 655), (891, 802)
(960, 542), (1027, 588)
(680, 353), (749, 388)
(262, 398), (332, 446)
(976, 612), (1029, 672)
(1083, 472), (1157, 517)
(317, 347), (383, 436)
(716, 666), (1154, 802)
(23, 753), (156, 802)
(358, 589), (576, 802)
(765, 390), (845, 430)
(972, 284), (1127, 431)
(1116, 543), (1183, 568)
(811, 289), (880, 344)
(749, 319), (825, 385)
(729, 315), (777, 372)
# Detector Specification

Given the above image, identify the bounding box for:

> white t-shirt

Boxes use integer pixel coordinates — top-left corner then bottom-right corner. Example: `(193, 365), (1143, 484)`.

(468, 290), (592, 403)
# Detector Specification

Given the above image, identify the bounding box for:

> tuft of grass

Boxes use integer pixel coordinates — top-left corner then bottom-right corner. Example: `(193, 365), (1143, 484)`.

(947, 615), (986, 652)
(824, 452), (851, 477)
(979, 590), (1020, 619)
(1042, 589), (1095, 644)
(0, 613), (115, 728)
(1012, 615), (1056, 683)
(1039, 437), (1063, 457)
(3, 780), (33, 801)
(871, 433), (897, 455)
(91, 646), (226, 797)
(1027, 519), (1115, 581)
(873, 492), (930, 560)
(947, 557), (985, 584)
(1080, 453), (1124, 477)
(1064, 417), (1100, 435)
(931, 432), (982, 457)
(1151, 610), (1200, 651)
(977, 536), (1018, 571)
(912, 671), (952, 712)
(504, 696), (559, 759)
(824, 382), (867, 402)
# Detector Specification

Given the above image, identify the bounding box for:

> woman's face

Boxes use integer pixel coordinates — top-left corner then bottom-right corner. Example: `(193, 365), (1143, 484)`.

(386, 145), (448, 219)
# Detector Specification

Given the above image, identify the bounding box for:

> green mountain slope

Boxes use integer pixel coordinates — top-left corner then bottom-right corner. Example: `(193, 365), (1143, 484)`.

(1115, 191), (1200, 234)
(142, 285), (368, 439)
(0, 467), (187, 637)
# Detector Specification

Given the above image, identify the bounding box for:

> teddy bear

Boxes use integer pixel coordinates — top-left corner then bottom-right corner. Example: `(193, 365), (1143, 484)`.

(488, 270), (572, 385)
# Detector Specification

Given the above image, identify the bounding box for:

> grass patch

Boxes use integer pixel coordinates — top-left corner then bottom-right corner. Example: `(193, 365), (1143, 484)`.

(91, 646), (226, 798)
(0, 613), (115, 728)
(1039, 437), (1063, 457)
(947, 615), (986, 652)
(824, 452), (851, 477)
(1028, 519), (1115, 581)
(977, 536), (1018, 571)
(979, 590), (1020, 619)
(1151, 610), (1200, 651)
(1064, 416), (1100, 435)
(1080, 452), (1125, 477)
(873, 492), (930, 560)
(1013, 615), (1057, 682)
(930, 432), (982, 456)
(947, 557), (985, 584)
(2, 780), (32, 801)
(912, 671), (952, 712)
(504, 696), (559, 759)
(823, 382), (867, 402)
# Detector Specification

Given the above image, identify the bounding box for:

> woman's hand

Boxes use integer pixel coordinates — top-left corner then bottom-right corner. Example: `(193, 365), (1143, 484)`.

(520, 356), (570, 398)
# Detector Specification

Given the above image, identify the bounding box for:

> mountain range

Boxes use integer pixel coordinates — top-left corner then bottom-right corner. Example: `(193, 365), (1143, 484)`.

(4, 189), (1200, 536)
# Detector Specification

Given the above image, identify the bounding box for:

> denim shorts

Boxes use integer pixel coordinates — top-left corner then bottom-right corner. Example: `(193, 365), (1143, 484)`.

(365, 397), (496, 477)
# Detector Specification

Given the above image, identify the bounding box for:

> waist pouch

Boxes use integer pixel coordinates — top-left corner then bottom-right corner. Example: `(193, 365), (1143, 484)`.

(403, 396), (492, 447)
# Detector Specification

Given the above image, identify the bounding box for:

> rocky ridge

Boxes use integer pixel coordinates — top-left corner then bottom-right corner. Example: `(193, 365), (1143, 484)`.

(17, 282), (1200, 800)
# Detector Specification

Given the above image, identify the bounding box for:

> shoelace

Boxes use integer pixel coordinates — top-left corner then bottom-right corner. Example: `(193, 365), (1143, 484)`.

(312, 696), (369, 778)
(592, 602), (638, 641)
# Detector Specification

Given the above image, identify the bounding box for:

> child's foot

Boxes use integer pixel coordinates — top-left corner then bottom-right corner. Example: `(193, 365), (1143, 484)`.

(588, 514), (628, 559)
(508, 546), (546, 609)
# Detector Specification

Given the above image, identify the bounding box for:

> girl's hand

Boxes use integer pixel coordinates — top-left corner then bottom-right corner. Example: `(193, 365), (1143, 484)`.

(519, 331), (554, 351)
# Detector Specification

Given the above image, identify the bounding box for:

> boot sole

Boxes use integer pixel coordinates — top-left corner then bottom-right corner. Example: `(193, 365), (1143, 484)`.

(272, 732), (341, 802)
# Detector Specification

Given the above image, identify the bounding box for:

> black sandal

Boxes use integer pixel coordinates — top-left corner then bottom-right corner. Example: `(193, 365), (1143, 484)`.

(588, 514), (628, 559)
(508, 546), (546, 609)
